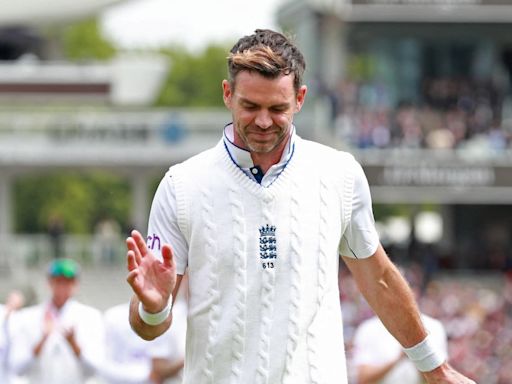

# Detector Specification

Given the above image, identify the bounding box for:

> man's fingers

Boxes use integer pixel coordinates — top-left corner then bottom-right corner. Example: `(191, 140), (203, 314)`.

(131, 229), (150, 258)
(161, 244), (175, 269)
(126, 270), (144, 298)
(126, 250), (138, 271)
(126, 269), (137, 286)
(126, 237), (143, 265)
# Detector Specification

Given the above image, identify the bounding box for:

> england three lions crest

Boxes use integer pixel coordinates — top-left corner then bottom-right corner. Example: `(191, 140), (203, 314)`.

(259, 224), (277, 260)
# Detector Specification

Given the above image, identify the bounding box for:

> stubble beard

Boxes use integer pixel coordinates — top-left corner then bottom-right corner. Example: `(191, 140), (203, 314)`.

(237, 124), (289, 154)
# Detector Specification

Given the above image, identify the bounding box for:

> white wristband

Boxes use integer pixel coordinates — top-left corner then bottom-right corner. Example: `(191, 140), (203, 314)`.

(403, 334), (446, 372)
(138, 296), (172, 326)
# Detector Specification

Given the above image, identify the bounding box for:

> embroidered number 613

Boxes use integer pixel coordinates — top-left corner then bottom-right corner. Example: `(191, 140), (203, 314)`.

(262, 262), (274, 269)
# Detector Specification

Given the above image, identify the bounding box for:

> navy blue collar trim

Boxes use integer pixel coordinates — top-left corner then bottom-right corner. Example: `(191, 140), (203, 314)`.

(222, 140), (297, 188)
(223, 141), (257, 184)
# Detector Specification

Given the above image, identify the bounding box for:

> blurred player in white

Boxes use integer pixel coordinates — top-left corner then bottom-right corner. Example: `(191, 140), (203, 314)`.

(100, 276), (187, 384)
(352, 312), (447, 384)
(8, 258), (105, 384)
(0, 289), (25, 384)
(147, 275), (187, 384)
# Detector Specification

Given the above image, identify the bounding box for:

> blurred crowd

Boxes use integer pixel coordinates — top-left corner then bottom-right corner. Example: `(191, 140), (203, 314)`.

(340, 263), (512, 384)
(332, 77), (512, 152)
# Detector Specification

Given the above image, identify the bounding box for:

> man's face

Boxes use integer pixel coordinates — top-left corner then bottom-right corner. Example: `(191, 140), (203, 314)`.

(222, 71), (307, 155)
(49, 276), (77, 308)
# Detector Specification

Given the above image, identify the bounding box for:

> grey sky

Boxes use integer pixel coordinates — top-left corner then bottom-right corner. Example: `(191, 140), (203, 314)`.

(101, 0), (283, 51)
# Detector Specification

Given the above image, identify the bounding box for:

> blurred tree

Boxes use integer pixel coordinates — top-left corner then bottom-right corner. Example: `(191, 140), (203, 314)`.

(60, 18), (116, 60)
(156, 44), (228, 107)
(14, 172), (130, 234)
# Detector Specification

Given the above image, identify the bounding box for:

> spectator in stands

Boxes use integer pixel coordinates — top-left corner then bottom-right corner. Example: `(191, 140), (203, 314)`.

(334, 75), (511, 151)
(95, 216), (122, 264)
(8, 258), (105, 384)
(47, 213), (64, 259)
(421, 278), (512, 383)
(0, 289), (25, 384)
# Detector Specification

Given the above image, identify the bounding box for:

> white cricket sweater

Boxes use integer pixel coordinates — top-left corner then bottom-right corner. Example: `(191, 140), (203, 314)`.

(170, 137), (357, 384)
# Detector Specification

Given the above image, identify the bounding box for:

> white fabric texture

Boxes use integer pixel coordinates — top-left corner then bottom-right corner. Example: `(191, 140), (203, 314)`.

(147, 135), (379, 384)
(8, 300), (105, 384)
(351, 314), (448, 384)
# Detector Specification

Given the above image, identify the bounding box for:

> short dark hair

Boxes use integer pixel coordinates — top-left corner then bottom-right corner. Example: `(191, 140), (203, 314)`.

(228, 29), (306, 94)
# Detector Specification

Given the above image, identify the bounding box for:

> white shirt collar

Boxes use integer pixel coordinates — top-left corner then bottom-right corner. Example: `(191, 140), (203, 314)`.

(222, 123), (296, 186)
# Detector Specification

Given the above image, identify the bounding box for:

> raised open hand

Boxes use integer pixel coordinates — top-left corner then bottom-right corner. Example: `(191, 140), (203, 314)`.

(126, 230), (177, 313)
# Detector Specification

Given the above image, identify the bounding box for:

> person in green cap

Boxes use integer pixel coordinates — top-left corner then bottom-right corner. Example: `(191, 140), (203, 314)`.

(8, 258), (105, 384)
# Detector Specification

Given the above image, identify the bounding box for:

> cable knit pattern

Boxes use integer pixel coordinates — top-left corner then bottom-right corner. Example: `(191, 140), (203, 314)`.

(256, 190), (276, 384)
(229, 183), (248, 382)
(307, 177), (330, 384)
(282, 165), (302, 384)
(202, 186), (221, 383)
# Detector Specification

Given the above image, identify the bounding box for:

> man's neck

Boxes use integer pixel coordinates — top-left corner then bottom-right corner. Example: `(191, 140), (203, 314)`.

(250, 149), (284, 174)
